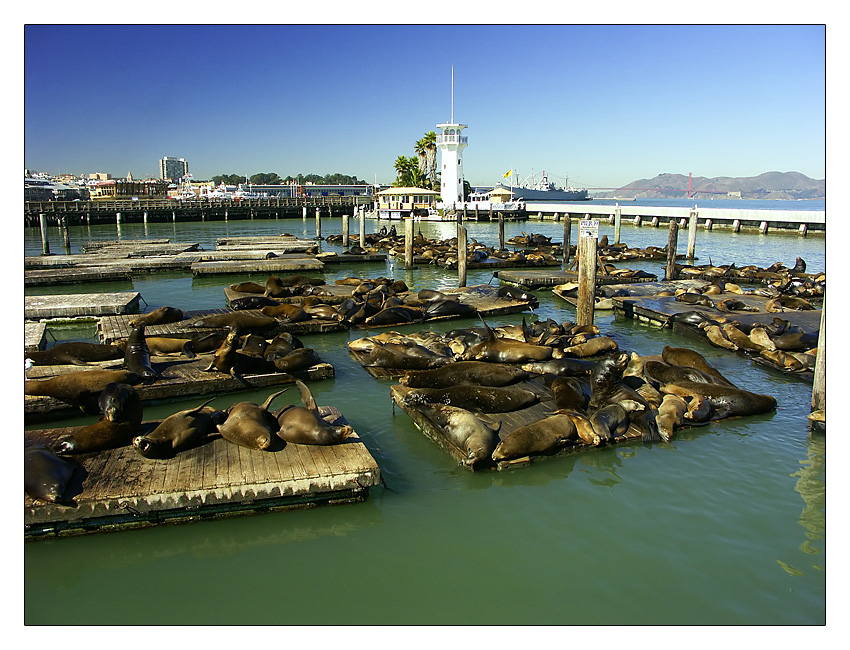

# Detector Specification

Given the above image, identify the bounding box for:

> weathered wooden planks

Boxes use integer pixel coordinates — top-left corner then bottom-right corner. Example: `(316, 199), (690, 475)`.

(25, 322), (48, 354)
(191, 258), (325, 276)
(25, 292), (142, 320)
(25, 266), (133, 286)
(495, 268), (657, 289)
(24, 406), (382, 538)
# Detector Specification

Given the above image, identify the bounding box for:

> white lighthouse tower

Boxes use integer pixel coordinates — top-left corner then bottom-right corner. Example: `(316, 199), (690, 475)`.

(436, 67), (467, 205)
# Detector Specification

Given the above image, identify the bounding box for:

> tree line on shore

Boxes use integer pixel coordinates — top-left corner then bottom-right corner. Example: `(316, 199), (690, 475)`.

(209, 172), (367, 186)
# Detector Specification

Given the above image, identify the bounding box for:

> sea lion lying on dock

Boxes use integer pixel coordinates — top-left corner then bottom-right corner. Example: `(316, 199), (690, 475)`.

(491, 414), (576, 462)
(217, 389), (289, 450)
(25, 445), (81, 506)
(25, 341), (125, 367)
(133, 398), (224, 458)
(400, 385), (539, 413)
(274, 380), (354, 446)
(52, 382), (143, 455)
(129, 306), (185, 328)
(24, 368), (140, 414)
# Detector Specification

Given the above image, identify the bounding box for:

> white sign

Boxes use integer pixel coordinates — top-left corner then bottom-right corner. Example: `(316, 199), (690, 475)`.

(579, 219), (599, 238)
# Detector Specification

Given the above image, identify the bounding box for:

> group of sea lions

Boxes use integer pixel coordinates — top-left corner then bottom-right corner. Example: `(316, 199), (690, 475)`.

(348, 315), (620, 371)
(25, 379), (353, 506)
(675, 257), (825, 297)
(391, 340), (777, 468)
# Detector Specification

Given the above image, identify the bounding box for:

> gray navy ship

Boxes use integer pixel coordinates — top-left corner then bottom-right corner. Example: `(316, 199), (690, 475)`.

(493, 171), (590, 201)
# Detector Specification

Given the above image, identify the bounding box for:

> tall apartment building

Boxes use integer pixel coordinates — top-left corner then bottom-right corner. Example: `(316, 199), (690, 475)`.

(159, 157), (189, 182)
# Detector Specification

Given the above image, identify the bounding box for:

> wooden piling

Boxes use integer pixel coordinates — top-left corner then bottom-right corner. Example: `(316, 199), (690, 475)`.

(614, 207), (622, 244)
(404, 217), (414, 269)
(39, 213), (50, 255)
(705, 218), (713, 231)
(760, 220), (769, 235)
(576, 223), (598, 326)
(666, 218), (679, 281)
(359, 206), (366, 247)
(342, 210), (350, 248)
(733, 219), (741, 233)
(61, 216), (70, 250)
(687, 209), (698, 262)
(116, 211), (122, 225)
(799, 223), (808, 237)
(563, 215), (572, 267)
(315, 207), (322, 240)
(498, 214), (505, 250)
(458, 225), (468, 288)
(812, 293), (826, 413)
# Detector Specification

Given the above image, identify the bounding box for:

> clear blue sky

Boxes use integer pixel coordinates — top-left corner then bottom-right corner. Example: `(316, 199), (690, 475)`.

(24, 24), (826, 189)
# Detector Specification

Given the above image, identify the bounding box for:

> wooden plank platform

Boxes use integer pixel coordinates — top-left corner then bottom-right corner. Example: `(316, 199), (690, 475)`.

(25, 292), (142, 320)
(25, 266), (133, 286)
(96, 310), (346, 345)
(494, 269), (658, 289)
(24, 354), (336, 421)
(215, 235), (311, 247)
(552, 280), (711, 306)
(191, 258), (325, 276)
(24, 406), (381, 538)
(612, 292), (823, 330)
(390, 382), (645, 472)
(314, 252), (387, 264)
(25, 322), (48, 354)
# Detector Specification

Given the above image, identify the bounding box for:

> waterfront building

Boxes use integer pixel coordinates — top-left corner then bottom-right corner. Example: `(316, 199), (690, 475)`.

(88, 172), (112, 181)
(159, 156), (189, 182)
(436, 69), (467, 205)
(375, 187), (440, 219)
(90, 179), (168, 200)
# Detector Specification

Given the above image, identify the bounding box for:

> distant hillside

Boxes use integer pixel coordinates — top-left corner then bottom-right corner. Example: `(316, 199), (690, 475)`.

(595, 171), (825, 200)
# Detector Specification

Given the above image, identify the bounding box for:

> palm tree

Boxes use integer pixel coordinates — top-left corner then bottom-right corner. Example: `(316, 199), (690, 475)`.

(414, 137), (428, 180)
(422, 131), (438, 190)
(393, 156), (426, 188)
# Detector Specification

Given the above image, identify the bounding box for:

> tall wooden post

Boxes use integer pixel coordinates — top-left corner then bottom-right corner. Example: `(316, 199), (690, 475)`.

(342, 210), (349, 248)
(812, 294), (826, 413)
(359, 205), (366, 247)
(116, 211), (122, 225)
(576, 220), (598, 326)
(458, 225), (468, 288)
(404, 217), (414, 269)
(39, 213), (50, 255)
(687, 209), (698, 262)
(61, 216), (70, 250)
(614, 207), (622, 244)
(315, 207), (322, 239)
(302, 205), (307, 220)
(563, 214), (572, 267)
(498, 214), (505, 250)
(666, 218), (679, 280)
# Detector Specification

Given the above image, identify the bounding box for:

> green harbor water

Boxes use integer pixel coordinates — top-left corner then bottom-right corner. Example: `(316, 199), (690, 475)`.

(23, 214), (826, 625)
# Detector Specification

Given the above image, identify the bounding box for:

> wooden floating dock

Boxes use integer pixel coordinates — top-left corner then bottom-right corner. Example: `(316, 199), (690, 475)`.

(25, 292), (142, 320)
(24, 407), (381, 538)
(552, 280), (711, 306)
(25, 322), (48, 354)
(96, 310), (346, 345)
(25, 266), (133, 286)
(24, 354), (335, 422)
(190, 257), (325, 276)
(494, 268), (658, 289)
(389, 382), (645, 472)
(215, 235), (315, 250)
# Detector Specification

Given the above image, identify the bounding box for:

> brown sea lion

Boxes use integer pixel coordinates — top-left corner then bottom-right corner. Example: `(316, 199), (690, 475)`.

(400, 385), (539, 413)
(263, 332), (304, 362)
(588, 353), (661, 442)
(661, 346), (734, 386)
(124, 323), (162, 381)
(721, 323), (765, 352)
(271, 347), (321, 373)
(230, 296), (281, 310)
(561, 336), (619, 358)
(274, 380), (354, 446)
(25, 445), (80, 506)
(190, 311), (277, 333)
(261, 303), (310, 321)
(415, 403), (501, 466)
(133, 398), (224, 458)
(559, 410), (601, 446)
(217, 389), (289, 450)
(658, 381), (776, 419)
(717, 299), (759, 313)
(24, 368), (139, 414)
(492, 413), (577, 462)
(143, 336), (200, 357)
(520, 358), (595, 376)
(548, 376), (588, 411)
(239, 334), (269, 357)
(129, 306), (185, 328)
(655, 393), (688, 442)
(589, 400), (644, 443)
(759, 349), (807, 372)
(264, 275), (287, 297)
(230, 281), (266, 294)
(25, 341), (125, 367)
(52, 383), (143, 455)
(203, 329), (274, 385)
(644, 360), (735, 387)
(399, 361), (530, 389)
(462, 316), (556, 363)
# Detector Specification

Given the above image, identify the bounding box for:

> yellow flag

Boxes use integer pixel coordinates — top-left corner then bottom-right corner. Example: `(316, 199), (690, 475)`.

(503, 169), (512, 179)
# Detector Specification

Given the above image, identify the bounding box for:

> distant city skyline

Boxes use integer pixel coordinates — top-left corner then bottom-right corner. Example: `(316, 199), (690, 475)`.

(24, 24), (826, 189)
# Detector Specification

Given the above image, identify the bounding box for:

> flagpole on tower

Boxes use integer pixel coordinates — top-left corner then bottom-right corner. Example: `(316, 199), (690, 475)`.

(450, 65), (454, 124)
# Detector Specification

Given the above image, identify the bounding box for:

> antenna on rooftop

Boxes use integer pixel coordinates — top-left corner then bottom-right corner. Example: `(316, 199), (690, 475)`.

(451, 65), (454, 123)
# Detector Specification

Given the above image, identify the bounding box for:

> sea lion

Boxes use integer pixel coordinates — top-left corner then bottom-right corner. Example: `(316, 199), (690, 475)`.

(588, 353), (661, 442)
(142, 336), (200, 357)
(759, 349), (807, 372)
(278, 274), (325, 287)
(701, 324), (738, 351)
(721, 323), (765, 352)
(133, 398), (224, 458)
(231, 296), (281, 310)
(230, 281), (266, 294)
(423, 299), (477, 319)
(548, 376), (588, 411)
(271, 347), (321, 373)
(658, 381), (776, 420)
(190, 311), (277, 333)
(462, 316), (556, 363)
(304, 304), (344, 321)
(239, 334), (269, 357)
(263, 332), (304, 362)
(217, 389), (289, 450)
(561, 336), (618, 358)
(416, 403), (501, 466)
(661, 346), (734, 386)
(492, 413), (577, 462)
(264, 275), (288, 297)
(274, 380), (354, 445)
(497, 285), (539, 307)
(128, 306), (184, 328)
(644, 360), (735, 387)
(748, 327), (777, 351)
(25, 341), (125, 367)
(364, 306), (424, 327)
(25, 445), (80, 506)
(771, 330), (819, 351)
(717, 299), (759, 313)
(559, 410), (601, 446)
(400, 385), (539, 413)
(589, 400), (644, 443)
(124, 323), (162, 381)
(52, 383), (144, 455)
(791, 257), (807, 273)
(24, 368), (139, 414)
(655, 393), (688, 442)
(520, 358), (595, 376)
(399, 361), (530, 388)
(261, 303), (310, 321)
(675, 293), (715, 308)
(203, 328), (275, 385)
